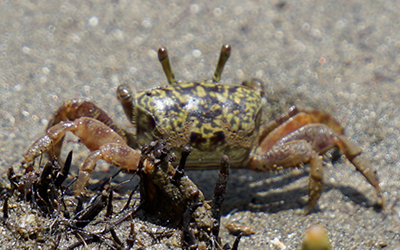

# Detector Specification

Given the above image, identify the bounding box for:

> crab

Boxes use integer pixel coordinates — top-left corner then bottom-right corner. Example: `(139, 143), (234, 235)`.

(22, 44), (383, 213)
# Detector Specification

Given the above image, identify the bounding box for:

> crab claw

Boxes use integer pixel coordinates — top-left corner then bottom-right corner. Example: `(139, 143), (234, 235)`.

(22, 117), (141, 195)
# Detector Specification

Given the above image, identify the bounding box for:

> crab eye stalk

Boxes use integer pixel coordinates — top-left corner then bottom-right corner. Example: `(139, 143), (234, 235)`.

(158, 47), (177, 84)
(116, 84), (136, 123)
(213, 44), (231, 83)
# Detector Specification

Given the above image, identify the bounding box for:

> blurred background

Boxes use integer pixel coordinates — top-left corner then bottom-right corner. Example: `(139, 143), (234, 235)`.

(1, 0), (400, 248)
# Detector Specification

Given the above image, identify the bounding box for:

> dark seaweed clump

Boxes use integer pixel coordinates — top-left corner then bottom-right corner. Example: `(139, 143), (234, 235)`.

(0, 141), (241, 249)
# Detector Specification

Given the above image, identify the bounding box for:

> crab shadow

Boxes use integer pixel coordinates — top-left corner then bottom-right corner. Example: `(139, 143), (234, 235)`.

(186, 166), (379, 215)
(84, 161), (379, 216)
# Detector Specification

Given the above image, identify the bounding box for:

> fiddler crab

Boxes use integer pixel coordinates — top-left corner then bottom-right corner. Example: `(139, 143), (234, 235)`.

(22, 44), (383, 213)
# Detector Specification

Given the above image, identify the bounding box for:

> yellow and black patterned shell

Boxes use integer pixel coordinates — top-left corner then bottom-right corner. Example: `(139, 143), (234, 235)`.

(134, 81), (263, 168)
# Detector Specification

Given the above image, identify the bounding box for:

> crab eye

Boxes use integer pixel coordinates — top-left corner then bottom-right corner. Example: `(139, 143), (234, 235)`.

(241, 78), (266, 96)
(116, 85), (133, 101)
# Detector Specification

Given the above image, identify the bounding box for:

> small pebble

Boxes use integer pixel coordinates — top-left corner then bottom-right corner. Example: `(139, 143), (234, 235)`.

(191, 49), (202, 58)
(213, 7), (222, 17)
(302, 225), (332, 250)
(142, 19), (152, 29)
(225, 221), (255, 236)
(190, 4), (200, 14)
(88, 16), (99, 27)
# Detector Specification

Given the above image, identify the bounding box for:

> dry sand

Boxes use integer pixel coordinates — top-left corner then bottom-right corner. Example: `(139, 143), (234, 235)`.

(1, 0), (400, 249)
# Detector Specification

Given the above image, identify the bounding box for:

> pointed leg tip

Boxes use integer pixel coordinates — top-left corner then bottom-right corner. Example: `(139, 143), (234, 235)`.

(304, 207), (312, 216)
(376, 197), (385, 210)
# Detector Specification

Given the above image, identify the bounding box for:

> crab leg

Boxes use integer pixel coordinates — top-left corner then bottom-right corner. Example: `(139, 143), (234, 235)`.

(259, 105), (344, 143)
(45, 99), (136, 161)
(250, 115), (383, 213)
(74, 143), (141, 195)
(22, 117), (141, 195)
(257, 140), (323, 214)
